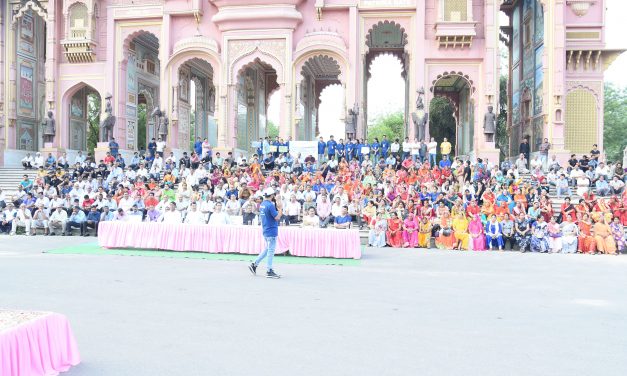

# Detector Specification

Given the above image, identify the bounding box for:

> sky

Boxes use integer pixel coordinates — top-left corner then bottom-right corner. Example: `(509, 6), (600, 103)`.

(269, 0), (627, 138)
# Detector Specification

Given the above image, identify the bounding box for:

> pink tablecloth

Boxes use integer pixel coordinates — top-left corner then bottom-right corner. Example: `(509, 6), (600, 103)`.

(0, 310), (81, 376)
(98, 222), (361, 259)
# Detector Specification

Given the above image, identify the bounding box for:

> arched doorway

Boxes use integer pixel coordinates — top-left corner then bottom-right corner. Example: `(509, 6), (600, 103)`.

(297, 55), (342, 140)
(235, 58), (279, 153)
(317, 84), (344, 139)
(177, 58), (216, 151)
(430, 72), (476, 158)
(63, 83), (101, 153)
(364, 21), (409, 139)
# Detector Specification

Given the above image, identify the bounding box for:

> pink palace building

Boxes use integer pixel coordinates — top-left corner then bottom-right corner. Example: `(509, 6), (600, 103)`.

(0, 0), (622, 166)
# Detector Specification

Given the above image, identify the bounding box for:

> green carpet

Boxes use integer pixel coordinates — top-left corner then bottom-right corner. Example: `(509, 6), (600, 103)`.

(45, 242), (361, 266)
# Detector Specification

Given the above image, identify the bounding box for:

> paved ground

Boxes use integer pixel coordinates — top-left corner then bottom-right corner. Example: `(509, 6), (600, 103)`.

(2, 235), (627, 376)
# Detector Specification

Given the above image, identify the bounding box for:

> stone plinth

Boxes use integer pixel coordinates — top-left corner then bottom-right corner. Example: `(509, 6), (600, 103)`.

(94, 142), (110, 164)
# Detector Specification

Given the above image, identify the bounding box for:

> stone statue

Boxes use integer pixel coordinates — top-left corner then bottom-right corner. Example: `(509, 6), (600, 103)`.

(411, 87), (428, 141)
(416, 87), (425, 111)
(484, 105), (497, 142)
(99, 93), (116, 142)
(151, 107), (169, 142)
(42, 111), (55, 144)
(345, 102), (359, 139)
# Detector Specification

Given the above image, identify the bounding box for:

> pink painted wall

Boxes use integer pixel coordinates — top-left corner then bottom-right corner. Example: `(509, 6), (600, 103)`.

(293, 7), (349, 50)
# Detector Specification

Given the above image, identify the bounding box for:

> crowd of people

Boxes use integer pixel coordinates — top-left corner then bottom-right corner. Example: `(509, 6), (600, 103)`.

(1, 134), (625, 255)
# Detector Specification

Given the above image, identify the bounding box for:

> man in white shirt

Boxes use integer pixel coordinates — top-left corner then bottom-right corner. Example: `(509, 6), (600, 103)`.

(330, 197), (343, 219)
(31, 203), (49, 235)
(184, 202), (206, 225)
(22, 153), (34, 169)
(1, 203), (17, 234)
(284, 195), (301, 225)
(48, 206), (68, 235)
(208, 202), (231, 225)
(74, 151), (86, 166)
(11, 203), (32, 235)
(427, 138), (438, 166)
(156, 138), (166, 156)
(161, 202), (182, 224)
(118, 192), (135, 212)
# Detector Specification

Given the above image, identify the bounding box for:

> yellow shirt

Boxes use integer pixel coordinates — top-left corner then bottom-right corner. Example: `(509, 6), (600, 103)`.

(441, 142), (452, 155)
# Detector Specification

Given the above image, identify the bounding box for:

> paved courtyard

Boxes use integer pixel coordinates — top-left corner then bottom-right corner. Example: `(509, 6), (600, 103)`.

(2, 236), (627, 376)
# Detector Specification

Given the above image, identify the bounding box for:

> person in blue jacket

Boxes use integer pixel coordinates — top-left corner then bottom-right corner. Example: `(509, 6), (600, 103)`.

(272, 137), (280, 158)
(346, 139), (355, 161)
(381, 135), (390, 159)
(317, 136), (326, 163)
(336, 139), (346, 161)
(356, 139), (363, 162)
(327, 135), (337, 160)
(371, 138), (380, 160)
(256, 137), (263, 158)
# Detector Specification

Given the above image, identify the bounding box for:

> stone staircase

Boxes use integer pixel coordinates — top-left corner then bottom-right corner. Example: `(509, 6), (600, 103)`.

(0, 167), (28, 197)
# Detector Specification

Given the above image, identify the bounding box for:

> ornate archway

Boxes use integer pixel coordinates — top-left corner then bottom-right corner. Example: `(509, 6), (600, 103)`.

(364, 21), (410, 139)
(429, 72), (476, 157)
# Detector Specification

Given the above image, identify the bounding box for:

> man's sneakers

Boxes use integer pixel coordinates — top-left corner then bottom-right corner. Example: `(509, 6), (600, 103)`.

(248, 262), (257, 275)
(266, 270), (281, 279)
(249, 263), (281, 279)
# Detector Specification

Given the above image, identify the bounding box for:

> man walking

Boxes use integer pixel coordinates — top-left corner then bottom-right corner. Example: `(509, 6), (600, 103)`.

(249, 188), (282, 278)
(539, 138), (551, 171)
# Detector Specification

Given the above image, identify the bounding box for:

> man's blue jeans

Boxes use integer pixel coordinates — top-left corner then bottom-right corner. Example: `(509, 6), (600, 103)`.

(254, 236), (276, 270)
(429, 153), (437, 166)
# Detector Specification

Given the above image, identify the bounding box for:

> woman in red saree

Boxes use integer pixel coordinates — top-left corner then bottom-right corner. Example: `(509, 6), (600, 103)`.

(386, 212), (404, 248)
(539, 197), (553, 222)
(560, 197), (577, 222)
(577, 213), (597, 254)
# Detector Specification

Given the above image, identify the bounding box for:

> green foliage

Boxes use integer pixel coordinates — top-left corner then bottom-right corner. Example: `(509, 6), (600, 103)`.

(367, 112), (404, 143)
(137, 103), (147, 151)
(267, 120), (279, 138)
(496, 75), (509, 161)
(604, 83), (627, 163)
(86, 94), (101, 154)
(428, 97), (456, 148)
(189, 111), (196, 150)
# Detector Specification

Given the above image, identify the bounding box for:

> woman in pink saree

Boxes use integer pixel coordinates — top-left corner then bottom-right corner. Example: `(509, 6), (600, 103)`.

(468, 214), (486, 251)
(402, 212), (419, 248)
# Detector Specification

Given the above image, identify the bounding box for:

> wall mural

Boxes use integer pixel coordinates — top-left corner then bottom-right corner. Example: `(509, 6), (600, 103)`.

(18, 121), (35, 151)
(19, 12), (35, 56)
(534, 1), (544, 44)
(534, 45), (544, 115)
(18, 61), (35, 118)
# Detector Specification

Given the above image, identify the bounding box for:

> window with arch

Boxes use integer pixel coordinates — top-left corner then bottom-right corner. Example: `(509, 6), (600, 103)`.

(441, 0), (468, 22)
(69, 3), (89, 39)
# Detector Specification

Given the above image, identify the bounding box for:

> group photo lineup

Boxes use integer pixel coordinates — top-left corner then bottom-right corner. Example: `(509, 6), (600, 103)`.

(1, 0), (626, 375)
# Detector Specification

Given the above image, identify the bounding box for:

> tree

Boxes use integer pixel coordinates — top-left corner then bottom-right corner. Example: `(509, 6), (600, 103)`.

(496, 75), (509, 161)
(267, 120), (279, 138)
(367, 112), (404, 143)
(86, 94), (101, 154)
(137, 103), (146, 151)
(428, 97), (456, 148)
(604, 83), (627, 163)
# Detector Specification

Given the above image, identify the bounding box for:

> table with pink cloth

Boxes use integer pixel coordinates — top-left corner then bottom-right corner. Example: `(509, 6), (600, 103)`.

(0, 310), (81, 376)
(98, 222), (362, 259)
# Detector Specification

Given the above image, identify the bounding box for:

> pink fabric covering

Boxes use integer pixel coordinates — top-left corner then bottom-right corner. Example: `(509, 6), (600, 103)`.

(0, 311), (81, 376)
(98, 222), (362, 259)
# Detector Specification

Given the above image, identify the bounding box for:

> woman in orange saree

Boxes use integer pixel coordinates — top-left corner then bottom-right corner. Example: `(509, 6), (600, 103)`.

(386, 212), (404, 248)
(435, 213), (456, 250)
(593, 218), (617, 255)
(577, 213), (597, 254)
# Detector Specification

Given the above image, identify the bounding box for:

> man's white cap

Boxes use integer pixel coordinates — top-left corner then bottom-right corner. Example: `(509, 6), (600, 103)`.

(263, 188), (275, 197)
